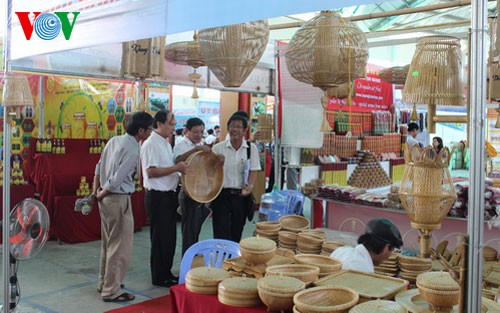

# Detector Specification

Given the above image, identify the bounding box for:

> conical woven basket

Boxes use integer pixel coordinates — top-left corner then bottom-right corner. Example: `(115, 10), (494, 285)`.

(198, 20), (269, 87)
(398, 144), (456, 230)
(164, 32), (205, 68)
(293, 286), (359, 313)
(402, 36), (464, 106)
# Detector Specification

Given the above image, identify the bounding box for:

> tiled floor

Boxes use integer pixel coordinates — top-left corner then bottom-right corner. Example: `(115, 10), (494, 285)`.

(2, 217), (257, 313)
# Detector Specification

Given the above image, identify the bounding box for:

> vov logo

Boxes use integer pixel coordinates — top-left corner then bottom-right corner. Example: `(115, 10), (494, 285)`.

(15, 12), (80, 40)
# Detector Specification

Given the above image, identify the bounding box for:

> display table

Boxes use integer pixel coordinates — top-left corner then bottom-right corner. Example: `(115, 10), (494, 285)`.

(52, 191), (147, 243)
(170, 284), (268, 313)
(313, 198), (500, 252)
(26, 138), (147, 242)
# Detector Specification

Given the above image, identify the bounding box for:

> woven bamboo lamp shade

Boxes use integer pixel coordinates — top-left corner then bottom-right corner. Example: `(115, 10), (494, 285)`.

(198, 20), (269, 88)
(403, 36), (464, 106)
(2, 74), (35, 119)
(121, 36), (165, 79)
(285, 10), (368, 132)
(379, 65), (410, 85)
(165, 32), (205, 98)
(398, 143), (456, 258)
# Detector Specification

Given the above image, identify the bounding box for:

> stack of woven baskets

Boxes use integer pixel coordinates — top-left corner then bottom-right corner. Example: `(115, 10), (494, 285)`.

(279, 231), (299, 251)
(239, 236), (277, 265)
(374, 253), (399, 277)
(255, 221), (281, 241)
(293, 286), (359, 313)
(257, 275), (306, 312)
(294, 254), (343, 277)
(416, 271), (460, 310)
(399, 255), (432, 283)
(185, 267), (231, 294)
(321, 240), (345, 256)
(296, 232), (324, 254)
(279, 215), (310, 232)
(218, 276), (261, 307)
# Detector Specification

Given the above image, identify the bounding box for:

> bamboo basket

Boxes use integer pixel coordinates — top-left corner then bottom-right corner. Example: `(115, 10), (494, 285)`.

(198, 20), (269, 87)
(185, 267), (231, 294)
(256, 114), (273, 143)
(239, 236), (276, 265)
(379, 65), (410, 85)
(181, 150), (224, 203)
(416, 271), (459, 308)
(399, 144), (456, 230)
(266, 264), (320, 286)
(293, 286), (359, 313)
(294, 254), (342, 276)
(402, 36), (464, 106)
(258, 275), (306, 312)
(218, 277), (261, 307)
(348, 299), (406, 313)
(256, 221), (282, 232)
(279, 215), (310, 233)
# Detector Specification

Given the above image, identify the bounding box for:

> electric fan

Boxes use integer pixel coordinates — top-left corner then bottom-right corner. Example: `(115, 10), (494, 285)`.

(1, 198), (50, 311)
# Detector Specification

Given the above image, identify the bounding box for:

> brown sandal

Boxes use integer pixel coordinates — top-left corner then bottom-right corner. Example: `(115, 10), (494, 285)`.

(103, 292), (135, 302)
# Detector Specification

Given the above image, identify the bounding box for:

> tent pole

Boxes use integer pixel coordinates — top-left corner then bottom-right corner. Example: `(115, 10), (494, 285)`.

(467, 0), (488, 311)
(273, 42), (282, 190)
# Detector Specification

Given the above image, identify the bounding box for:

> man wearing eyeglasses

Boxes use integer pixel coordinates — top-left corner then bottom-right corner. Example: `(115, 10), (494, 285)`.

(330, 218), (403, 273)
(140, 110), (189, 288)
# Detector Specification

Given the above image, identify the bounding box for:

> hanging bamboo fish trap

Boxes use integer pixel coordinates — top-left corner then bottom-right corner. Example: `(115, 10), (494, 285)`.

(285, 10), (368, 132)
(121, 37), (165, 79)
(164, 32), (206, 98)
(379, 65), (410, 85)
(198, 20), (269, 88)
(398, 143), (456, 258)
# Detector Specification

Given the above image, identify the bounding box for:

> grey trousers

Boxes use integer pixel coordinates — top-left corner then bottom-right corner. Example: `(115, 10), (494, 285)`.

(97, 194), (133, 299)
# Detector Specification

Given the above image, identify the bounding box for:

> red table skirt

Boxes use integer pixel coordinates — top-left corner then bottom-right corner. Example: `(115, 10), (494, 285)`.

(170, 284), (269, 313)
(0, 184), (36, 212)
(52, 191), (147, 243)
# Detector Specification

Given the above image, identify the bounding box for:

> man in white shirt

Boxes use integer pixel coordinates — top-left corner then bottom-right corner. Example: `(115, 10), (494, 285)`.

(140, 110), (188, 287)
(406, 122), (423, 155)
(212, 113), (261, 242)
(331, 218), (403, 273)
(173, 117), (211, 255)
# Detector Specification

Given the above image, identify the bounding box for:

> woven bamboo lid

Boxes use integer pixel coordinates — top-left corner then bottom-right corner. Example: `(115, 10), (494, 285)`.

(186, 267), (231, 284)
(240, 236), (276, 252)
(416, 271), (459, 291)
(219, 277), (258, 294)
(181, 150), (223, 203)
(349, 299), (406, 313)
(258, 275), (305, 293)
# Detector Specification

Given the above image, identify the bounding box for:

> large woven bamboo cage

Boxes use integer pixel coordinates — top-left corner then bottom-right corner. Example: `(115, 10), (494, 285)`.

(379, 65), (410, 85)
(121, 37), (165, 79)
(285, 10), (368, 132)
(399, 143), (456, 257)
(198, 20), (269, 88)
(402, 36), (464, 106)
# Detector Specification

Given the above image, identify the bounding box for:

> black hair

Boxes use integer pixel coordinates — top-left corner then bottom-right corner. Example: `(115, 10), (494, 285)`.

(152, 110), (172, 129)
(358, 233), (389, 254)
(408, 122), (419, 132)
(232, 110), (249, 120)
(207, 129), (214, 135)
(125, 111), (153, 136)
(214, 125), (220, 130)
(175, 128), (183, 136)
(433, 136), (444, 150)
(227, 114), (248, 129)
(186, 117), (204, 130)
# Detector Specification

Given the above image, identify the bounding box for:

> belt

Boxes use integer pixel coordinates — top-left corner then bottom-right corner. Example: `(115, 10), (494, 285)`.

(222, 188), (242, 195)
(148, 189), (176, 193)
(109, 192), (132, 196)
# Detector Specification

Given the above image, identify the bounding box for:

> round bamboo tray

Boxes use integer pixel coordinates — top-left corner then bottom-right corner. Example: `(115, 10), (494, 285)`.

(293, 286), (359, 313)
(294, 254), (343, 275)
(181, 150), (223, 203)
(348, 299), (406, 313)
(266, 264), (320, 285)
(280, 215), (310, 233)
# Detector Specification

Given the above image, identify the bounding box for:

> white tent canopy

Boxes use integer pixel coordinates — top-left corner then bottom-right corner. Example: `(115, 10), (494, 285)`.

(8, 0), (389, 60)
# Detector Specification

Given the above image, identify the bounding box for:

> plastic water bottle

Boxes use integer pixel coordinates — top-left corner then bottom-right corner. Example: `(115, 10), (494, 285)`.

(258, 186), (287, 222)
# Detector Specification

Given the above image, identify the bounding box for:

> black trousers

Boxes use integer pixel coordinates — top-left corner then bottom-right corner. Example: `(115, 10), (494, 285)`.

(179, 188), (210, 255)
(211, 189), (246, 243)
(145, 190), (177, 285)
